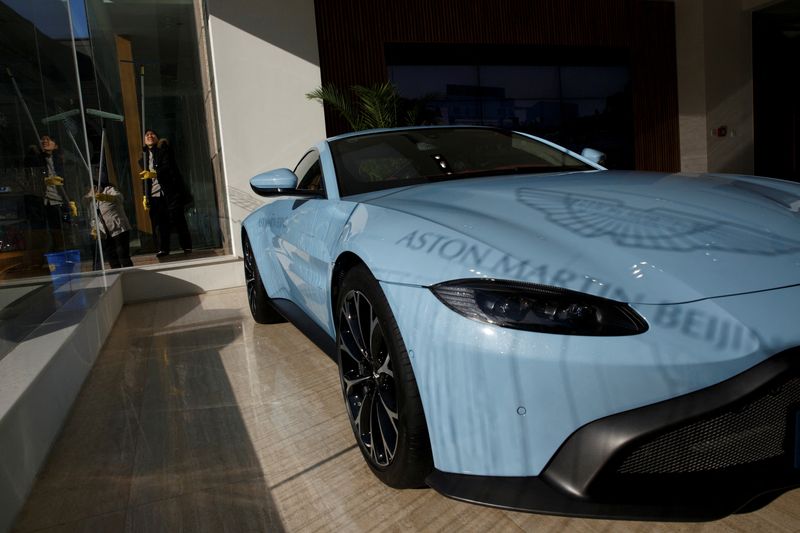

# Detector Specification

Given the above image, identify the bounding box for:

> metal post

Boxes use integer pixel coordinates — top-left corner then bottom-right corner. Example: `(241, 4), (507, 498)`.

(94, 127), (106, 269)
(65, 0), (105, 273)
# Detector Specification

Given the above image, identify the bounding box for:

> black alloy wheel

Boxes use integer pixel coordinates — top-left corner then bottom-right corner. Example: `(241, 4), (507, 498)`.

(337, 264), (432, 487)
(242, 231), (284, 324)
(339, 288), (398, 467)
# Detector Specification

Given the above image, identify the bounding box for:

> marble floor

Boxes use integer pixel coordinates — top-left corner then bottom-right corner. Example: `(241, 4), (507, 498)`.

(12, 287), (800, 532)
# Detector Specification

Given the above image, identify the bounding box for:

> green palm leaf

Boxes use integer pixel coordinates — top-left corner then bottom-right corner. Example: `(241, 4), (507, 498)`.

(306, 84), (361, 130)
(307, 82), (432, 131)
(353, 82), (399, 129)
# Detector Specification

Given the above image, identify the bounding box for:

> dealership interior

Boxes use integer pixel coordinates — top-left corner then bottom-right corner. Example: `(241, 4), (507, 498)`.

(1, 0), (800, 531)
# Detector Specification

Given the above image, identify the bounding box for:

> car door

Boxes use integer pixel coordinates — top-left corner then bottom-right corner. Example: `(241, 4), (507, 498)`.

(275, 150), (351, 333)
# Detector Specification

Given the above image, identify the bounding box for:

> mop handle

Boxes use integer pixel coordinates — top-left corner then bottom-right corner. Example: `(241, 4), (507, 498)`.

(140, 66), (145, 143)
(6, 67), (41, 142)
(140, 65), (151, 201)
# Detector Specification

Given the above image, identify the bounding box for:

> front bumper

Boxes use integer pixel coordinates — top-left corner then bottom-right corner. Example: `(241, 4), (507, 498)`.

(380, 282), (800, 478)
(427, 347), (800, 520)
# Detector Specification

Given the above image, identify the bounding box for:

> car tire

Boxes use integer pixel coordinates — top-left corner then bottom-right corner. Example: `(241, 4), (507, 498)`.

(336, 264), (433, 488)
(242, 231), (284, 324)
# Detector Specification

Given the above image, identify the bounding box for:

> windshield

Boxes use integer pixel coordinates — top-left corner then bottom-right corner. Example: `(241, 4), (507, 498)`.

(329, 127), (593, 197)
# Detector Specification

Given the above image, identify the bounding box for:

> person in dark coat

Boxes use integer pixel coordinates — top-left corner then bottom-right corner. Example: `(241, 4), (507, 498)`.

(24, 135), (77, 253)
(139, 129), (192, 257)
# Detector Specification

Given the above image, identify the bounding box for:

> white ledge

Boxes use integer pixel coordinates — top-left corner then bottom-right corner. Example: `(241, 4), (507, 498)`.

(0, 255), (245, 531)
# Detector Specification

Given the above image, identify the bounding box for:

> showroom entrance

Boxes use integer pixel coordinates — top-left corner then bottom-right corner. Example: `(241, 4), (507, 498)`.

(754, 0), (800, 183)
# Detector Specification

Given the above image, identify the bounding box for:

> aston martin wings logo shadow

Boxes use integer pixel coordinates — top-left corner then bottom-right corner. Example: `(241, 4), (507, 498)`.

(516, 188), (800, 256)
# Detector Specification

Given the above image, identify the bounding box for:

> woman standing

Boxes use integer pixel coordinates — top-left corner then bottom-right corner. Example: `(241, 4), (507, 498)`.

(140, 129), (192, 257)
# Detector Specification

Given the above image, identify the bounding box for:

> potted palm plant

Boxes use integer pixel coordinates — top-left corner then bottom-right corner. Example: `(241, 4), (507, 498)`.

(306, 82), (433, 130)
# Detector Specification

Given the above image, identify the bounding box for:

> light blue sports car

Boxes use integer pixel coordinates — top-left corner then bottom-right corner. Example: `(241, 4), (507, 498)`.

(241, 126), (800, 520)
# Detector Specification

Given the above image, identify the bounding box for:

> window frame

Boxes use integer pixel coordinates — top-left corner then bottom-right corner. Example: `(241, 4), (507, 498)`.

(293, 149), (327, 197)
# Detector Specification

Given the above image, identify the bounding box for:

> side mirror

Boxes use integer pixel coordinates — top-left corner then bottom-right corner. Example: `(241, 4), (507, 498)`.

(249, 168), (299, 196)
(581, 148), (607, 166)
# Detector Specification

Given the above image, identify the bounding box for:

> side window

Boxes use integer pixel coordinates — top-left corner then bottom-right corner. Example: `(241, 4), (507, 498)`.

(294, 151), (325, 193)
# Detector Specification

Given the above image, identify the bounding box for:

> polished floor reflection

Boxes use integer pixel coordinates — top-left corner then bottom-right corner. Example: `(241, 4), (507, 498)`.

(13, 288), (800, 532)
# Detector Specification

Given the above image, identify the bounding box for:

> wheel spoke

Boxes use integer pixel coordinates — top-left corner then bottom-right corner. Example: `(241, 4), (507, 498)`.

(339, 307), (369, 368)
(371, 386), (395, 465)
(378, 389), (399, 427)
(360, 385), (377, 456)
(354, 293), (372, 357)
(338, 338), (364, 367)
(371, 394), (386, 464)
(376, 351), (393, 378)
(368, 313), (380, 363)
(376, 410), (395, 464)
(368, 312), (391, 374)
(372, 388), (397, 465)
(342, 372), (371, 395)
(377, 394), (398, 458)
(352, 386), (367, 432)
(343, 297), (367, 355)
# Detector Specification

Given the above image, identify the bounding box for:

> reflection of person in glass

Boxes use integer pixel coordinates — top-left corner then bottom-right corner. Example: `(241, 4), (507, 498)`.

(139, 129), (192, 257)
(86, 174), (133, 269)
(25, 135), (77, 252)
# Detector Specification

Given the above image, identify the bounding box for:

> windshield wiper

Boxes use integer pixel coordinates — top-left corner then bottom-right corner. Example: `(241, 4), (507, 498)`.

(424, 165), (589, 181)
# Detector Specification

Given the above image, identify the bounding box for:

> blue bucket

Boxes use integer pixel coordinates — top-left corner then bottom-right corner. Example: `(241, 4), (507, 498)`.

(44, 249), (81, 286)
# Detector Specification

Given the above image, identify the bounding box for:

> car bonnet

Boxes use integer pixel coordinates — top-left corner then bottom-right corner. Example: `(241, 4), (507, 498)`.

(355, 170), (800, 304)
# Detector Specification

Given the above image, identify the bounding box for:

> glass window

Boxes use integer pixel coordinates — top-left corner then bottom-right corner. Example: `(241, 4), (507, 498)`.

(560, 66), (630, 99)
(1, 0), (95, 282)
(480, 66), (559, 99)
(295, 151), (324, 193)
(330, 127), (592, 196)
(388, 65), (479, 99)
(84, 0), (222, 256)
(0, 0), (223, 288)
(388, 53), (634, 169)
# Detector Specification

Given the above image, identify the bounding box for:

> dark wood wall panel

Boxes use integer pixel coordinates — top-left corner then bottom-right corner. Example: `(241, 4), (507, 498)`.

(631, 1), (681, 171)
(315, 0), (679, 172)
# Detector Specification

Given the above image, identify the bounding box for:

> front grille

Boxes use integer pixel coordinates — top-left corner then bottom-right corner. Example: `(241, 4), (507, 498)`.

(617, 378), (800, 474)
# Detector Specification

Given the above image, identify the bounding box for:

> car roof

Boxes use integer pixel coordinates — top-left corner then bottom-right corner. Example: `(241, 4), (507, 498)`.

(325, 124), (505, 143)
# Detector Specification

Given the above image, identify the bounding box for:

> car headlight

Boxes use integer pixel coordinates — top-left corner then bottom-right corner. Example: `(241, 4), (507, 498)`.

(430, 279), (648, 336)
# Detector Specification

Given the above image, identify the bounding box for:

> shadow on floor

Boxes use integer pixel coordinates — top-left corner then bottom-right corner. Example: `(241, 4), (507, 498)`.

(12, 294), (286, 532)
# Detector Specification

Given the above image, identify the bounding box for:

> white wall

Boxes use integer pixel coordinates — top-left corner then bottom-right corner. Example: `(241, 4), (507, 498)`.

(205, 0), (326, 255)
